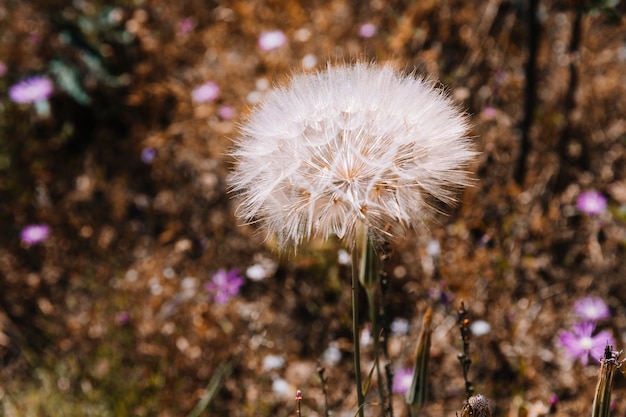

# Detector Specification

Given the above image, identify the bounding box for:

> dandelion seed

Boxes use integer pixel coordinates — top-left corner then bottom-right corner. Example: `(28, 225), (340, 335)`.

(574, 296), (611, 323)
(559, 322), (614, 366)
(9, 76), (53, 104)
(20, 224), (50, 245)
(230, 63), (476, 250)
(577, 190), (607, 215)
(205, 268), (244, 304)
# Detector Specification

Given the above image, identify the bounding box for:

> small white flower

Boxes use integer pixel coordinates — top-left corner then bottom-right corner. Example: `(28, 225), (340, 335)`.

(271, 377), (291, 397)
(262, 354), (286, 371)
(246, 264), (266, 281)
(230, 63), (476, 250)
(258, 30), (287, 51)
(337, 249), (351, 265)
(322, 341), (342, 366)
(470, 320), (491, 336)
(390, 318), (410, 335)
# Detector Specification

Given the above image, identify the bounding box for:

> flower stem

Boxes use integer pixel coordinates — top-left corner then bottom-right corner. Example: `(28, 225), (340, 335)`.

(366, 287), (387, 417)
(351, 248), (365, 417)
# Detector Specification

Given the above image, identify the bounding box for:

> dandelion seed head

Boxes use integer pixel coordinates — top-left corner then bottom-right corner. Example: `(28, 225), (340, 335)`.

(230, 63), (476, 250)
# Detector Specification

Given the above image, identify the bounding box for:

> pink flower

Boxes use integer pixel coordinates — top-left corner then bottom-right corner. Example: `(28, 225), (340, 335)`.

(192, 81), (220, 103)
(9, 76), (53, 103)
(481, 106), (497, 120)
(258, 30), (287, 51)
(205, 268), (244, 304)
(574, 296), (611, 322)
(218, 105), (234, 120)
(576, 190), (607, 215)
(559, 322), (614, 365)
(20, 224), (50, 245)
(358, 23), (377, 38)
(179, 17), (195, 35)
(392, 368), (413, 394)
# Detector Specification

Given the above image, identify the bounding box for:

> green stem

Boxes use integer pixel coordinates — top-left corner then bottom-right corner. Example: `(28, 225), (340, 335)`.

(351, 248), (365, 417)
(366, 287), (387, 417)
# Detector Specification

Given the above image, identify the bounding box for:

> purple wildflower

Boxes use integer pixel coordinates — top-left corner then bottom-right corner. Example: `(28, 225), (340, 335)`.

(205, 268), (244, 304)
(178, 17), (195, 35)
(192, 81), (220, 103)
(217, 105), (234, 120)
(481, 106), (497, 120)
(392, 368), (413, 394)
(258, 30), (287, 51)
(574, 296), (611, 323)
(115, 311), (130, 326)
(20, 224), (50, 245)
(140, 147), (157, 163)
(577, 190), (607, 215)
(559, 322), (614, 365)
(358, 23), (377, 38)
(9, 76), (53, 104)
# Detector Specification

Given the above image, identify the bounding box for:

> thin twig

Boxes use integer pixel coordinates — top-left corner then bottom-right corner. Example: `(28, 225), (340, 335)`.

(317, 364), (331, 417)
(554, 6), (585, 191)
(379, 242), (394, 417)
(514, 0), (540, 185)
(457, 302), (474, 399)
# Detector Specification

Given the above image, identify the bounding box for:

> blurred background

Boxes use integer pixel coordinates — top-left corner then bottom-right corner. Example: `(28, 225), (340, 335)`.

(1, 0), (625, 416)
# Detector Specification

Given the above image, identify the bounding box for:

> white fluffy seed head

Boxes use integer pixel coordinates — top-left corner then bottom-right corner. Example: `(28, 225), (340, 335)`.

(230, 62), (477, 250)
